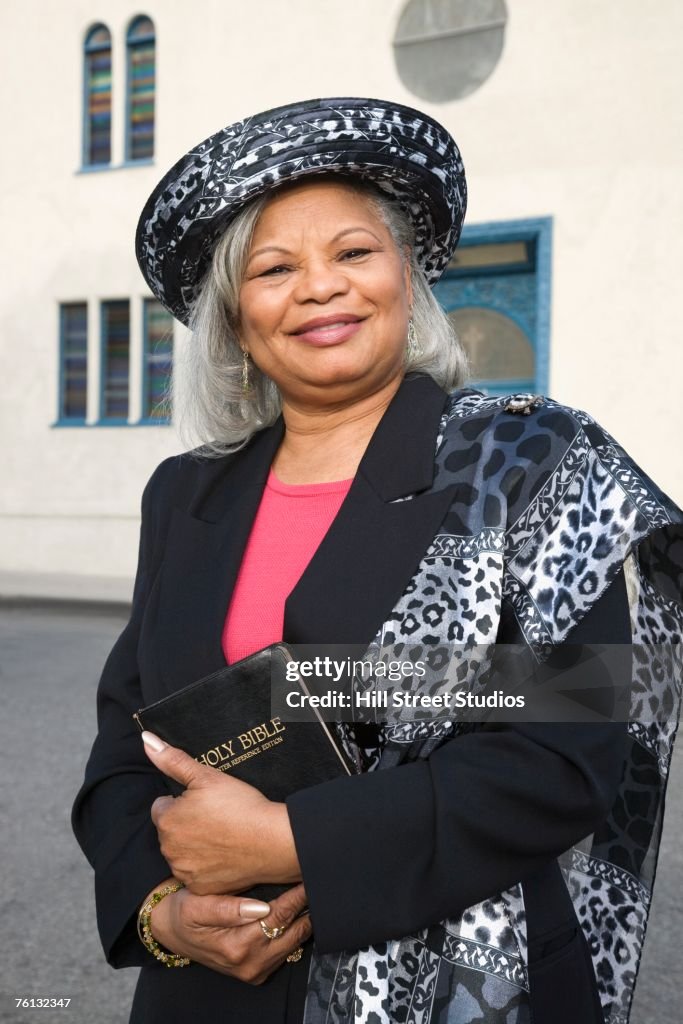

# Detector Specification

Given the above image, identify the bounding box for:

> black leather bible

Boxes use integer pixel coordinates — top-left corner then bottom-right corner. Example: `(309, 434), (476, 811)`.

(133, 643), (355, 900)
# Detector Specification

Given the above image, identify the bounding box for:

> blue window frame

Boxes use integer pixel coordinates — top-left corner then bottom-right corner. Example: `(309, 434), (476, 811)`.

(433, 218), (552, 396)
(141, 298), (173, 422)
(58, 303), (88, 423)
(100, 300), (130, 421)
(83, 24), (112, 167)
(126, 15), (156, 162)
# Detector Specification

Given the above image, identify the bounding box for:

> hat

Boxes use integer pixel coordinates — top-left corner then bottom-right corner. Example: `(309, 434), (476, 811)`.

(135, 97), (467, 326)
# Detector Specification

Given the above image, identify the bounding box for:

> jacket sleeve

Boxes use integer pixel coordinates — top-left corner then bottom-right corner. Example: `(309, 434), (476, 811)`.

(71, 459), (177, 968)
(286, 568), (631, 954)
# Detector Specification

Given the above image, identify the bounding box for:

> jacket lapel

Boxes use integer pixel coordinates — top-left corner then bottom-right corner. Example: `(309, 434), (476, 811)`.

(283, 374), (454, 646)
(153, 420), (284, 694)
(150, 374), (453, 696)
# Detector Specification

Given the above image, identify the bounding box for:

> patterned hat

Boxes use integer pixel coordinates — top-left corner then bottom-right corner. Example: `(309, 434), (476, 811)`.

(135, 97), (467, 326)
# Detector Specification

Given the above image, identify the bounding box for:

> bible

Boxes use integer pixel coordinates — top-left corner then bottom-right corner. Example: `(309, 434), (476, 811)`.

(133, 642), (355, 900)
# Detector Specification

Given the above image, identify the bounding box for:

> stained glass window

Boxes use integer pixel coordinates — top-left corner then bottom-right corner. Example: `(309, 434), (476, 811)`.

(101, 301), (130, 420)
(83, 24), (112, 166)
(142, 299), (173, 421)
(126, 16), (156, 161)
(60, 304), (88, 421)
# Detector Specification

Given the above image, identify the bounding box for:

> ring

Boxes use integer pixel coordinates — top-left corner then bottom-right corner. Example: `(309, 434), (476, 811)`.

(286, 946), (304, 962)
(259, 919), (288, 941)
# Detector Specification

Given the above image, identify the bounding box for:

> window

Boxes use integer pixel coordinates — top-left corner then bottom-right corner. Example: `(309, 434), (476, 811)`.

(101, 301), (130, 420)
(56, 299), (174, 427)
(433, 219), (552, 396)
(126, 15), (156, 161)
(59, 304), (88, 422)
(83, 24), (112, 166)
(393, 0), (508, 103)
(142, 299), (174, 421)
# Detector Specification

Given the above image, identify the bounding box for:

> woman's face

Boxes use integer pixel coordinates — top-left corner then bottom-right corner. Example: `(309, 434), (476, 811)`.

(237, 179), (413, 404)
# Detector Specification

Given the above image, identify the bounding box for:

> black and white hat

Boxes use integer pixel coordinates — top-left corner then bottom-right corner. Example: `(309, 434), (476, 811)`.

(135, 97), (467, 326)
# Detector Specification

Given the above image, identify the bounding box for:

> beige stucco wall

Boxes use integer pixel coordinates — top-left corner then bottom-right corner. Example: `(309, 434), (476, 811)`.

(0, 0), (681, 592)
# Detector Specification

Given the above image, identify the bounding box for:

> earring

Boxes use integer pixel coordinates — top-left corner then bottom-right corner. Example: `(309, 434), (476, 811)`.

(241, 349), (251, 395)
(407, 319), (421, 360)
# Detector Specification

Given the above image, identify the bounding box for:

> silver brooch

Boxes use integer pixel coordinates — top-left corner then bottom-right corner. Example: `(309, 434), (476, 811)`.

(503, 394), (545, 415)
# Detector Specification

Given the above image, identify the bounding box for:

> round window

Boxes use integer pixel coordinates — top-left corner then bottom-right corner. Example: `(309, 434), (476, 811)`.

(393, 0), (508, 103)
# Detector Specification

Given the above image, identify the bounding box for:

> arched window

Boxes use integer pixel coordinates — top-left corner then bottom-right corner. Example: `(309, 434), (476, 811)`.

(83, 24), (112, 166)
(126, 15), (156, 161)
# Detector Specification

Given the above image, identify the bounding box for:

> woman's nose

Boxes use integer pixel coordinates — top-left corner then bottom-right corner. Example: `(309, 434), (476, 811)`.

(292, 259), (350, 304)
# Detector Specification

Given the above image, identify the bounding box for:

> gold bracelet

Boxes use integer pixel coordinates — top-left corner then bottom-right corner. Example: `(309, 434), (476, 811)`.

(137, 882), (191, 968)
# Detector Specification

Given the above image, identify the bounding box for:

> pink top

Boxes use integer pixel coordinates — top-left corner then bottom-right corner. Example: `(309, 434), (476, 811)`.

(222, 468), (353, 663)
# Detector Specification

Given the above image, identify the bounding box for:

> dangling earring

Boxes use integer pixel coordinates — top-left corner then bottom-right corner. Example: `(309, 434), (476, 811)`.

(407, 318), (421, 360)
(241, 349), (251, 395)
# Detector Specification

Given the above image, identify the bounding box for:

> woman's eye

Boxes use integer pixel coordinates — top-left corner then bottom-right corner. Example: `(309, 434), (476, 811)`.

(259, 264), (290, 277)
(340, 248), (371, 260)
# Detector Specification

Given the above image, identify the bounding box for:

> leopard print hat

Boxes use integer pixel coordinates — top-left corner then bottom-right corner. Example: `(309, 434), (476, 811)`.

(135, 97), (467, 326)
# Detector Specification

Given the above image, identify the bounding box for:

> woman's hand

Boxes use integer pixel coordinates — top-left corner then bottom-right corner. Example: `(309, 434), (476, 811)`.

(142, 731), (301, 894)
(148, 877), (312, 983)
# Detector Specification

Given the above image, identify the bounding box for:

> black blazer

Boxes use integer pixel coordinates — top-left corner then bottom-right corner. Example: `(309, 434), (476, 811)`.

(72, 374), (628, 1023)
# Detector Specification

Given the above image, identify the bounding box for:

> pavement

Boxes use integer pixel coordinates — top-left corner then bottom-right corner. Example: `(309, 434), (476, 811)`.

(0, 571), (133, 605)
(0, 603), (681, 1024)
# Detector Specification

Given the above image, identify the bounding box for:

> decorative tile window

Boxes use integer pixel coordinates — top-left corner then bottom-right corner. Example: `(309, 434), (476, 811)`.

(433, 219), (552, 397)
(100, 300), (130, 421)
(83, 24), (112, 166)
(142, 298), (173, 422)
(59, 303), (88, 422)
(126, 15), (156, 161)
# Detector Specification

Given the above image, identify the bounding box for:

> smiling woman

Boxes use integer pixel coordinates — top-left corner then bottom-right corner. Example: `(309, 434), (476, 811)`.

(179, 173), (467, 459)
(238, 180), (414, 413)
(72, 97), (683, 1024)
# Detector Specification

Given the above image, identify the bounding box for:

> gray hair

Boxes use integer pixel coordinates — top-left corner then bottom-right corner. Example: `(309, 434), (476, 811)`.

(174, 177), (470, 456)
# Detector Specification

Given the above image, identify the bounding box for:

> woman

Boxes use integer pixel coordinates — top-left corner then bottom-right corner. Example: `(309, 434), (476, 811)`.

(72, 98), (683, 1024)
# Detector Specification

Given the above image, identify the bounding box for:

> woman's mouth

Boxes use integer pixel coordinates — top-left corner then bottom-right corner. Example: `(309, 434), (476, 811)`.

(291, 316), (365, 347)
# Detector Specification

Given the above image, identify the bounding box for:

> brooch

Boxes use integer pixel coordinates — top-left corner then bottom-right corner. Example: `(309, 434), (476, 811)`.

(503, 394), (545, 415)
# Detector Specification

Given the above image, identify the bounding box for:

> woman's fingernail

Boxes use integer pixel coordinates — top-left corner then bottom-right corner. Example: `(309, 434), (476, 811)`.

(239, 899), (271, 920)
(141, 731), (167, 753)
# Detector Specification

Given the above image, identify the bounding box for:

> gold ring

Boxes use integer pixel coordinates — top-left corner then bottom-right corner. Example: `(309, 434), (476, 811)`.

(286, 946), (304, 962)
(259, 919), (287, 941)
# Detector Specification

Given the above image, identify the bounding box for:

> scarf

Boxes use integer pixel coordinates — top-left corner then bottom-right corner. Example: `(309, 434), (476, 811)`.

(301, 388), (683, 1024)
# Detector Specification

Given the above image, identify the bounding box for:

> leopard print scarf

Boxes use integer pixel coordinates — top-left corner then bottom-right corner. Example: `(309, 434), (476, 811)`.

(302, 389), (683, 1024)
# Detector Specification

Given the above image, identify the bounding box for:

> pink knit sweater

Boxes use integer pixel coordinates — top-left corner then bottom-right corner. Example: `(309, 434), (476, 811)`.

(222, 468), (352, 663)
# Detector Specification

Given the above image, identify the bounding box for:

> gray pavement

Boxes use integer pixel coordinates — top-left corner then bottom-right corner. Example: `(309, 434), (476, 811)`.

(0, 604), (681, 1024)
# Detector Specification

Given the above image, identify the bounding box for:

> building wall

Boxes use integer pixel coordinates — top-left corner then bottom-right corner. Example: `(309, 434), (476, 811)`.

(1, 0), (681, 591)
